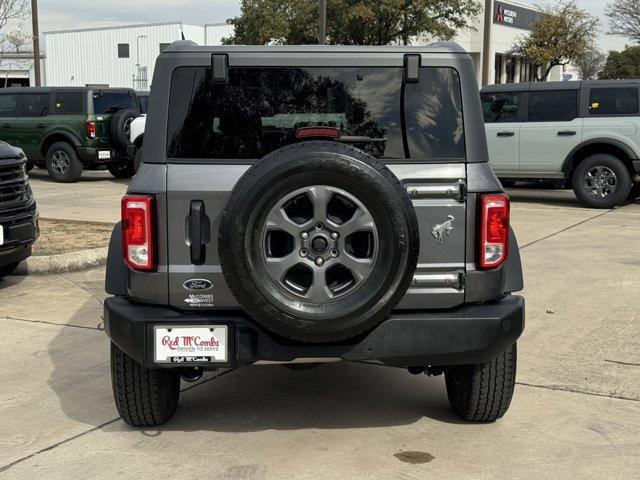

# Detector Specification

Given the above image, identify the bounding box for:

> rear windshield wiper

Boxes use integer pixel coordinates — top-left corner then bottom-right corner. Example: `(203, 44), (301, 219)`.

(338, 136), (387, 143)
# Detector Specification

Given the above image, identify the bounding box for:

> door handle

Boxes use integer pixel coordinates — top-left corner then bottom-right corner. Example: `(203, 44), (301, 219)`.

(187, 200), (210, 265)
(35, 123), (45, 128)
(497, 131), (515, 137)
(557, 130), (576, 136)
(2, 123), (12, 128)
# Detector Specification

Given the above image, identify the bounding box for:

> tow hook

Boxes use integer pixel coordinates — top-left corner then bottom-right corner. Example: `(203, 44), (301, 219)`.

(179, 367), (203, 382)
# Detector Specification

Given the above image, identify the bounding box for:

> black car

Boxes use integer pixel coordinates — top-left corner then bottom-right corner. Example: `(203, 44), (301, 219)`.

(0, 142), (38, 278)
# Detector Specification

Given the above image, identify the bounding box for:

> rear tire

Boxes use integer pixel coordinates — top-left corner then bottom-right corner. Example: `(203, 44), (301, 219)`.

(110, 342), (180, 427)
(572, 154), (631, 208)
(107, 159), (136, 179)
(445, 343), (517, 422)
(45, 142), (83, 183)
(0, 262), (19, 279)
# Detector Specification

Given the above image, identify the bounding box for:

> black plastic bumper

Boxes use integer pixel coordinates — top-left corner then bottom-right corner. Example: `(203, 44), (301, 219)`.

(0, 214), (38, 268)
(76, 147), (122, 164)
(104, 295), (525, 369)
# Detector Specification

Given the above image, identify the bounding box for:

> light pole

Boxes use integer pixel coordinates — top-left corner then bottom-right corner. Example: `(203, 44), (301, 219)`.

(318, 0), (327, 45)
(31, 0), (41, 86)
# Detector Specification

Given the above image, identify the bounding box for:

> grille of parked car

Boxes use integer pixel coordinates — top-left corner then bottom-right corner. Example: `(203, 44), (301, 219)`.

(0, 159), (32, 223)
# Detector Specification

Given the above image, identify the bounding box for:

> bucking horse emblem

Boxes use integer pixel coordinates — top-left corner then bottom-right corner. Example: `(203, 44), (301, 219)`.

(431, 215), (454, 245)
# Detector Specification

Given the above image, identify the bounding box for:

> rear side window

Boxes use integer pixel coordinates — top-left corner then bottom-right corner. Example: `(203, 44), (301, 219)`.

(54, 92), (83, 114)
(481, 92), (521, 123)
(166, 66), (465, 161)
(0, 94), (17, 117)
(92, 91), (138, 114)
(19, 93), (50, 117)
(589, 87), (639, 115)
(528, 90), (577, 122)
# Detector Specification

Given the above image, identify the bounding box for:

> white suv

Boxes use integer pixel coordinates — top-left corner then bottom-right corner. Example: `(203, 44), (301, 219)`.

(481, 80), (640, 208)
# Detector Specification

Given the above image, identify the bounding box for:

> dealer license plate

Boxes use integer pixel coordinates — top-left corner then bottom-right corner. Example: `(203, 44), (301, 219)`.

(98, 150), (111, 160)
(154, 325), (227, 364)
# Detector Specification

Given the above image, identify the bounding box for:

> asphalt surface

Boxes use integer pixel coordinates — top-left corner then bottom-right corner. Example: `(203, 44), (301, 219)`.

(1, 178), (639, 479)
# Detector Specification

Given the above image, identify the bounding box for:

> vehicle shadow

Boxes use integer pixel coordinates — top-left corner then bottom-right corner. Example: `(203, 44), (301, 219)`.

(29, 169), (131, 185)
(46, 297), (466, 433)
(0, 272), (26, 290)
(506, 185), (586, 209)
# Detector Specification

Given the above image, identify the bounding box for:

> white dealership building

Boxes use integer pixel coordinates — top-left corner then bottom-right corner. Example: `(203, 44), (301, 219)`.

(33, 0), (560, 90)
(42, 21), (233, 89)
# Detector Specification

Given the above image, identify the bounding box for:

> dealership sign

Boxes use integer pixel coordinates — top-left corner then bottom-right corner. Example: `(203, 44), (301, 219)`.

(493, 1), (539, 30)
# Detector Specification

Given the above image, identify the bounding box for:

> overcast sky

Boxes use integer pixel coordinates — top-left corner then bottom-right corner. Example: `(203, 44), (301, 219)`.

(33, 0), (631, 53)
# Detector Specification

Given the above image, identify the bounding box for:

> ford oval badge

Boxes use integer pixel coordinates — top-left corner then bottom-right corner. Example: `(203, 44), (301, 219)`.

(183, 278), (213, 291)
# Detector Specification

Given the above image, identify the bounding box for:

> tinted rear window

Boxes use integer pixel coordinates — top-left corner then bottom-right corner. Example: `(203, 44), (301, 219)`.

(19, 93), (50, 117)
(166, 66), (465, 161)
(92, 91), (137, 114)
(589, 87), (639, 115)
(54, 92), (83, 114)
(481, 92), (521, 122)
(528, 90), (577, 122)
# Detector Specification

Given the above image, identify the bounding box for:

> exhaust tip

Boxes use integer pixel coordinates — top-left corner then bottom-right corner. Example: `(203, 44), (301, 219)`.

(179, 367), (203, 382)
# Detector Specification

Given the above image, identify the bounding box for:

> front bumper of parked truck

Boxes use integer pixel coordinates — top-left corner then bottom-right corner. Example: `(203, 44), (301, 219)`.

(104, 295), (524, 369)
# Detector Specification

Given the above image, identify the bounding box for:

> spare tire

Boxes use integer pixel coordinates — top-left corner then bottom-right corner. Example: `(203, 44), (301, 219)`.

(110, 108), (139, 151)
(219, 141), (419, 343)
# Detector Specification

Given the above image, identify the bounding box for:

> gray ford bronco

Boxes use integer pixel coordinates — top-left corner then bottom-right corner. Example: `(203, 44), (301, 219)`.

(104, 41), (525, 426)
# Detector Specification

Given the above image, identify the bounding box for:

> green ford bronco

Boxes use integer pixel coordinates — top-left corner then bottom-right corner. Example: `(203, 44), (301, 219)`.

(0, 87), (141, 182)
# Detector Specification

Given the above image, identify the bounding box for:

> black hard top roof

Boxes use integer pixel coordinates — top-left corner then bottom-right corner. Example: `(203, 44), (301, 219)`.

(481, 79), (640, 93)
(163, 40), (469, 55)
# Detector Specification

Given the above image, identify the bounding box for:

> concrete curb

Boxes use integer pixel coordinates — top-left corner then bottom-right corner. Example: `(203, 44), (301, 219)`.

(14, 247), (109, 275)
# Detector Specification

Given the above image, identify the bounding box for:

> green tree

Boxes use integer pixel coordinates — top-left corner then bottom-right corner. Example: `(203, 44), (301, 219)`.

(599, 47), (640, 79)
(509, 1), (598, 81)
(605, 0), (640, 44)
(224, 0), (481, 45)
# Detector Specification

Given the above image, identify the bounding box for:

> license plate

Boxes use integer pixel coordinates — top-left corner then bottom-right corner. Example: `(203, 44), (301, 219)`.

(154, 325), (227, 364)
(98, 150), (111, 160)
(0, 225), (3, 246)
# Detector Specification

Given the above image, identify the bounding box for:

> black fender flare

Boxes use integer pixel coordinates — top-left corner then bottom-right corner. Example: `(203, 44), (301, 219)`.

(41, 131), (82, 156)
(105, 222), (127, 296)
(504, 227), (523, 293)
(561, 138), (638, 175)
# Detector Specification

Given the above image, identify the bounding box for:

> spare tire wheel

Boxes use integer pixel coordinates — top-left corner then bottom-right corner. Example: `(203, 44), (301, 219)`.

(219, 141), (419, 343)
(110, 108), (139, 151)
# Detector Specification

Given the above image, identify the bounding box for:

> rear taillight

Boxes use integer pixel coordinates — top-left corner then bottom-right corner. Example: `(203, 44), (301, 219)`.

(478, 194), (509, 269)
(121, 195), (155, 271)
(86, 121), (96, 139)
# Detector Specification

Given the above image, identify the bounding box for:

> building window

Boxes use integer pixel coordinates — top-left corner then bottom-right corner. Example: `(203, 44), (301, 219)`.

(117, 43), (130, 58)
(505, 57), (516, 83)
(159, 43), (170, 54)
(494, 54), (503, 84)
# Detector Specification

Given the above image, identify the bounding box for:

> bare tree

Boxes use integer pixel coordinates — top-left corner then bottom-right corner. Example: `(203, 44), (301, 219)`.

(0, 0), (29, 52)
(606, 0), (640, 44)
(574, 46), (606, 80)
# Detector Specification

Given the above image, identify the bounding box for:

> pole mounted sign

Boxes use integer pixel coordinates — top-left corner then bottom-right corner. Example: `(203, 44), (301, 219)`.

(493, 1), (539, 30)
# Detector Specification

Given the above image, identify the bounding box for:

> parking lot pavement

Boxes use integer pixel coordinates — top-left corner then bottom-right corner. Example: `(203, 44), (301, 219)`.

(28, 169), (128, 224)
(0, 190), (639, 479)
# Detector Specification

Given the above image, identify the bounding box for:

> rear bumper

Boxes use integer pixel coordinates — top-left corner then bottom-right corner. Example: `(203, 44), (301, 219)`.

(76, 147), (125, 164)
(104, 295), (525, 369)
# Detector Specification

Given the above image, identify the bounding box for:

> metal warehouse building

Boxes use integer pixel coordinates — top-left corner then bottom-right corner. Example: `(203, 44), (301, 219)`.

(43, 21), (233, 89)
